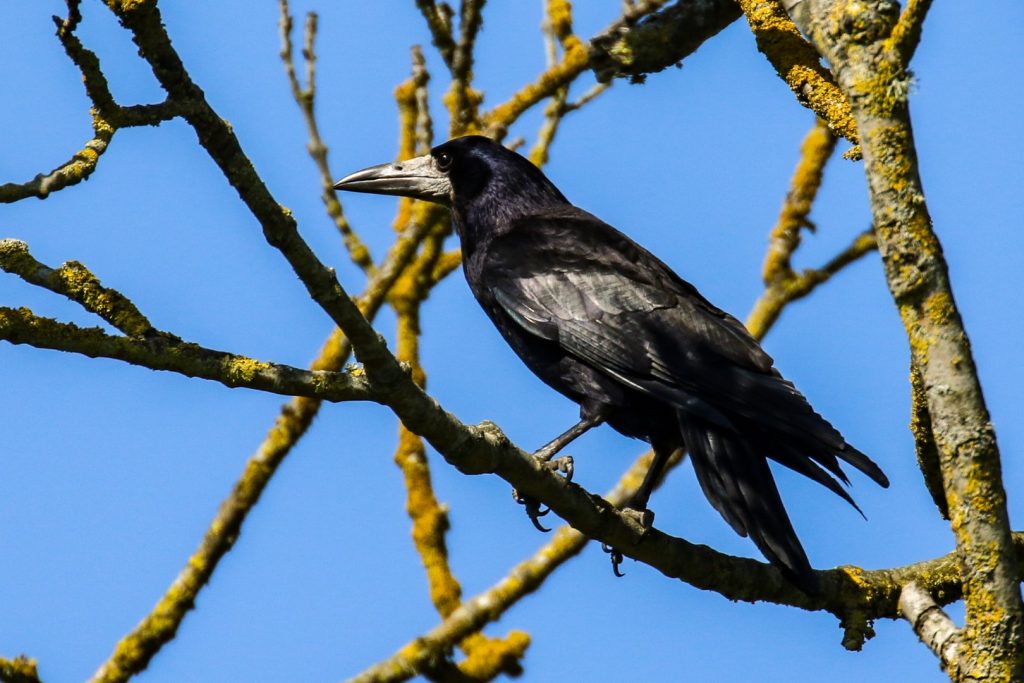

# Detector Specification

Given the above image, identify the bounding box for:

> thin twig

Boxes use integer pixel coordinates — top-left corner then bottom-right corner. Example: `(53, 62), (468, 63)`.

(483, 0), (668, 138)
(448, 0), (487, 133)
(0, 307), (373, 405)
(762, 120), (838, 285)
(415, 0), (457, 67)
(0, 240), (154, 336)
(888, 0), (934, 65)
(85, 212), (445, 683)
(747, 229), (876, 339)
(279, 0), (374, 272)
(735, 0), (859, 150)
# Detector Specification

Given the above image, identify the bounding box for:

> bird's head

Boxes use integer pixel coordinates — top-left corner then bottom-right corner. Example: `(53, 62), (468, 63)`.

(334, 135), (567, 217)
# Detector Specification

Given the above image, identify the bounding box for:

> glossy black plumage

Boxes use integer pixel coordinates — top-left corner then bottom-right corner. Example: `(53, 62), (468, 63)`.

(336, 135), (889, 592)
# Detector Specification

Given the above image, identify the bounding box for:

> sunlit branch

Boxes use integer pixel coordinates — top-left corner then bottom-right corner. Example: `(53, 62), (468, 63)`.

(279, 0), (374, 273)
(590, 0), (741, 84)
(735, 0), (859, 151)
(87, 209), (445, 683)
(0, 656), (41, 683)
(800, 0), (1023, 676)
(899, 582), (961, 673)
(0, 239), (153, 336)
(483, 0), (668, 138)
(761, 120), (838, 285)
(0, 307), (373, 404)
(888, 0), (934, 64)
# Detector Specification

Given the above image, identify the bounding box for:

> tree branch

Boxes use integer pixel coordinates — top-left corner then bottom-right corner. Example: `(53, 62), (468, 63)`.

(279, 0), (374, 273)
(761, 119), (838, 285)
(801, 0), (1024, 677)
(888, 0), (933, 65)
(483, 0), (669, 138)
(0, 307), (374, 403)
(87, 199), (445, 683)
(590, 0), (742, 83)
(0, 239), (154, 336)
(900, 581), (961, 674)
(0, 656), (42, 683)
(736, 0), (860, 150)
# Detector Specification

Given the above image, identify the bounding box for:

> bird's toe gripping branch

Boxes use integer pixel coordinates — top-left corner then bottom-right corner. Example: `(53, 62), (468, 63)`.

(512, 488), (552, 532)
(512, 452), (575, 532)
(602, 506), (655, 577)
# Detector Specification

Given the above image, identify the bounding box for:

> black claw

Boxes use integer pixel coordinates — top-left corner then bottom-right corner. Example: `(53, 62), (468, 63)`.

(601, 543), (626, 577)
(513, 489), (552, 532)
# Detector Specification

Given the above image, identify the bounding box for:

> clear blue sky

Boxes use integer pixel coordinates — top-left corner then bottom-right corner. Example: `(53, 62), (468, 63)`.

(2, 2), (1021, 681)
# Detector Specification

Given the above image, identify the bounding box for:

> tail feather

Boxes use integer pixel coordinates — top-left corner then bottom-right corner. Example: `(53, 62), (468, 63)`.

(677, 413), (819, 594)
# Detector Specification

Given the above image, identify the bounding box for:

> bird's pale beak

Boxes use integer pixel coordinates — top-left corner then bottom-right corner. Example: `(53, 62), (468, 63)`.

(333, 153), (451, 204)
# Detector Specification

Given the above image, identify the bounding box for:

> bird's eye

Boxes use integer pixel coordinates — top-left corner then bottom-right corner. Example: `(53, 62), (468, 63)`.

(435, 151), (453, 172)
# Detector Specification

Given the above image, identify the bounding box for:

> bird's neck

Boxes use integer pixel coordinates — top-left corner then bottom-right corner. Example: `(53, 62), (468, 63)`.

(452, 179), (567, 256)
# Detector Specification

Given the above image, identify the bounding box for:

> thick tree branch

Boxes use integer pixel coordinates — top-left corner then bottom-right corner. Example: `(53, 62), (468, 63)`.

(801, 0), (1023, 678)
(590, 0), (742, 83)
(483, 0), (669, 138)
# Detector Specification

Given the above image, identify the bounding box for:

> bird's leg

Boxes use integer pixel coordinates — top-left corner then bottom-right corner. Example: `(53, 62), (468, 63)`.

(532, 412), (606, 482)
(623, 446), (678, 531)
(514, 411), (606, 532)
(601, 445), (681, 576)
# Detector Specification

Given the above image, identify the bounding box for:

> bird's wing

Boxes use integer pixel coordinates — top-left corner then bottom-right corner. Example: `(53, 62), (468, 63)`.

(483, 208), (774, 401)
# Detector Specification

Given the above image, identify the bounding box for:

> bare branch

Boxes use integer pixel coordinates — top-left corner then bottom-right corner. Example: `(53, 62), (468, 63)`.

(0, 239), (154, 336)
(762, 120), (838, 285)
(888, 0), (934, 65)
(804, 0), (1024, 675)
(0, 307), (374, 404)
(899, 582), (961, 673)
(415, 0), (457, 67)
(590, 0), (741, 83)
(279, 0), (374, 273)
(0, 111), (116, 203)
(0, 656), (42, 683)
(447, 0), (487, 133)
(747, 228), (876, 339)
(735, 0), (859, 150)
(483, 0), (668, 138)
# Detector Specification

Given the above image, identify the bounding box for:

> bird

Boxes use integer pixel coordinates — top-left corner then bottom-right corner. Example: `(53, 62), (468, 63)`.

(335, 135), (888, 593)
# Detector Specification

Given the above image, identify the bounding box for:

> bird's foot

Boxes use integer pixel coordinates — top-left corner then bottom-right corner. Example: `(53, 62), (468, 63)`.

(512, 488), (551, 532)
(541, 454), (574, 482)
(599, 507), (654, 577)
(601, 543), (626, 577)
(621, 506), (655, 535)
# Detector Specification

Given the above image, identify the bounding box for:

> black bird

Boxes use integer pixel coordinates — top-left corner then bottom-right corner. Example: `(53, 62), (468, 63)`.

(335, 135), (888, 592)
